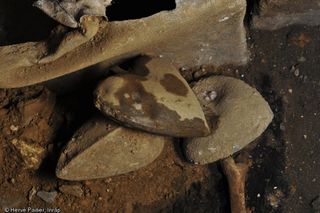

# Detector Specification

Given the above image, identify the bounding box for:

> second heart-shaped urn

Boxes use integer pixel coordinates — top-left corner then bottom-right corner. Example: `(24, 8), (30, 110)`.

(95, 57), (210, 137)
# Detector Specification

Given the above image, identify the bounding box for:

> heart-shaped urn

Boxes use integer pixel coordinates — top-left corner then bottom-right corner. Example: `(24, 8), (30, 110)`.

(56, 116), (167, 180)
(184, 76), (274, 164)
(94, 57), (210, 137)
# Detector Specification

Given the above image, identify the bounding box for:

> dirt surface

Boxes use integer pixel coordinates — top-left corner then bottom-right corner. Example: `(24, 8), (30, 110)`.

(0, 1), (320, 213)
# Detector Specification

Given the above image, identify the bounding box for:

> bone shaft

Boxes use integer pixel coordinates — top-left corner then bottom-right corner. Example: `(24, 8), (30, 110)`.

(227, 178), (247, 213)
(0, 0), (248, 88)
(222, 157), (248, 213)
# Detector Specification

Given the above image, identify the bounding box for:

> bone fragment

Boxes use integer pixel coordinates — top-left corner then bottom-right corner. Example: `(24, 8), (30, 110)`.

(0, 0), (248, 88)
(34, 0), (112, 28)
(221, 153), (251, 213)
(0, 16), (103, 88)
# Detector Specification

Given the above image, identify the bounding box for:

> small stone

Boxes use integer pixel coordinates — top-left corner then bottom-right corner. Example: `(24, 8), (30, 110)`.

(37, 191), (57, 203)
(59, 185), (83, 198)
(56, 116), (168, 180)
(8, 178), (15, 184)
(204, 91), (217, 101)
(294, 68), (300, 77)
(184, 76), (273, 164)
(11, 139), (46, 169)
(10, 125), (19, 132)
(28, 187), (37, 201)
(95, 57), (210, 137)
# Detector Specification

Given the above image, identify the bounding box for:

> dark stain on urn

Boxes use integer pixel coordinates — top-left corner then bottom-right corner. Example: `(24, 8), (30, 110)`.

(114, 75), (158, 120)
(99, 76), (209, 137)
(160, 74), (188, 96)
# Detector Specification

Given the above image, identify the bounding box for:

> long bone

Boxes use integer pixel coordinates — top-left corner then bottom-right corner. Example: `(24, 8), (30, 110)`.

(0, 0), (248, 88)
(221, 153), (251, 213)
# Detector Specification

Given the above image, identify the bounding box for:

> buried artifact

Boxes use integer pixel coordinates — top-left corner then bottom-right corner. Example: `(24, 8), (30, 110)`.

(56, 116), (168, 180)
(0, 0), (248, 88)
(184, 76), (274, 164)
(95, 57), (210, 137)
(0, 0), (273, 181)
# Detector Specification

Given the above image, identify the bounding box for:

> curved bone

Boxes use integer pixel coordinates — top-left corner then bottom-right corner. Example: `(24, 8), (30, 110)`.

(0, 16), (103, 88)
(0, 0), (247, 88)
(0, 16), (101, 69)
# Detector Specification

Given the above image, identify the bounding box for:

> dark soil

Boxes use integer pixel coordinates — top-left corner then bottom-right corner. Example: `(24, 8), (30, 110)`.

(0, 1), (319, 213)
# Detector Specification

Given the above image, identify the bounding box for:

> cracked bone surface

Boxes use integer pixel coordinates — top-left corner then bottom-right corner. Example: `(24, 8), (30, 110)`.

(0, 0), (248, 88)
(184, 76), (273, 164)
(95, 57), (210, 137)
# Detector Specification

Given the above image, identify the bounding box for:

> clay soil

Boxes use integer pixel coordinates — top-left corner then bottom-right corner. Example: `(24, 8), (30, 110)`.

(0, 1), (320, 213)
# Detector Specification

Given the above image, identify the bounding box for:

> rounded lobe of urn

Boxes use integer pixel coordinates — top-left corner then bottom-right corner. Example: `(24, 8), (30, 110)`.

(184, 76), (274, 164)
(94, 57), (210, 137)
